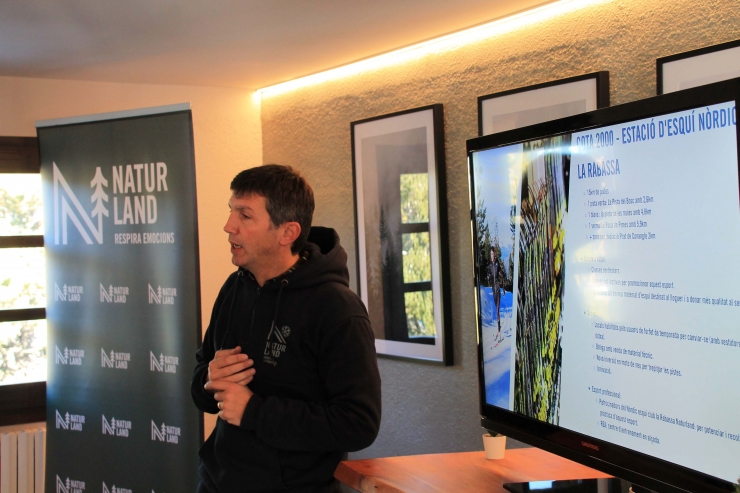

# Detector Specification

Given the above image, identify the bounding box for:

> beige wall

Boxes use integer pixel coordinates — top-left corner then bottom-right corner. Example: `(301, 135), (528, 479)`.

(0, 75), (262, 437)
(260, 0), (740, 458)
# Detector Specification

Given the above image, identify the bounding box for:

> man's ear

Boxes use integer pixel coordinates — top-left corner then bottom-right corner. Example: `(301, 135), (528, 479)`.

(279, 222), (301, 248)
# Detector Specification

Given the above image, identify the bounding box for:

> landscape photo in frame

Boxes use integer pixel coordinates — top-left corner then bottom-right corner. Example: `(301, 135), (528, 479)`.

(351, 105), (452, 364)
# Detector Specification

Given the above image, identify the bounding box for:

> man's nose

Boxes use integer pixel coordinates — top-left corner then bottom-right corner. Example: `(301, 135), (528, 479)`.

(224, 213), (237, 234)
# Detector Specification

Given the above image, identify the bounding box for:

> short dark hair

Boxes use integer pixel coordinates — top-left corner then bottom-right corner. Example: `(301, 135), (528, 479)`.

(230, 164), (315, 254)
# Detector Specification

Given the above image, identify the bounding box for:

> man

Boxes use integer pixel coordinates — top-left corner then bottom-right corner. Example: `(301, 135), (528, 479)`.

(191, 165), (382, 493)
(489, 246), (512, 337)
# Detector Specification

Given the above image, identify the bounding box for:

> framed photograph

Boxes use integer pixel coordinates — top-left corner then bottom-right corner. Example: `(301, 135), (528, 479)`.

(657, 39), (740, 95)
(351, 105), (452, 364)
(478, 72), (610, 136)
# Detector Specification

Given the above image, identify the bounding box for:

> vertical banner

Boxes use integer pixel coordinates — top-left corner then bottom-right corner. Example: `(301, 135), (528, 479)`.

(38, 105), (201, 493)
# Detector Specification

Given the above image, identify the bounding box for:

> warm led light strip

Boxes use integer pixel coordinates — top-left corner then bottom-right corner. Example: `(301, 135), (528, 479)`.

(256, 0), (612, 98)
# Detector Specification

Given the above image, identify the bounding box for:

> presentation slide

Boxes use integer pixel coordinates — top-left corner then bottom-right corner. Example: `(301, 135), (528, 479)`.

(475, 101), (740, 482)
(559, 101), (740, 481)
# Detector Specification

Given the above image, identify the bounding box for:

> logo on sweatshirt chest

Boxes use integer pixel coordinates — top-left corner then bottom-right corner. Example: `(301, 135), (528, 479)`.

(263, 324), (291, 366)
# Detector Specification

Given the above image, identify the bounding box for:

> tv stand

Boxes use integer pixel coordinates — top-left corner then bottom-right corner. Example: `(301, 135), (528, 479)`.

(335, 447), (612, 492)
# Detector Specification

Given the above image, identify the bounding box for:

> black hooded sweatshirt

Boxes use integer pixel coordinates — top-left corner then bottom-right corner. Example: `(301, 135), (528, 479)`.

(191, 227), (381, 493)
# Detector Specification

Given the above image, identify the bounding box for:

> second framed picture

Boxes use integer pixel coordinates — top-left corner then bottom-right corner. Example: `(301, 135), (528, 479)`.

(351, 105), (452, 364)
(478, 72), (610, 136)
(657, 39), (740, 95)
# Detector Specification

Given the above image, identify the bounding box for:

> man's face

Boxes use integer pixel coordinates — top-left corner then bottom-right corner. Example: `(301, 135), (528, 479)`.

(224, 193), (282, 270)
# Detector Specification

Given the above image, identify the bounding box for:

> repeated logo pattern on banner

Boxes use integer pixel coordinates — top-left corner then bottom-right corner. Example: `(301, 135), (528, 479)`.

(39, 108), (201, 491)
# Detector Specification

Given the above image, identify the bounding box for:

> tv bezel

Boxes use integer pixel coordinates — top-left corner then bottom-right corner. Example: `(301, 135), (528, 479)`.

(467, 78), (740, 493)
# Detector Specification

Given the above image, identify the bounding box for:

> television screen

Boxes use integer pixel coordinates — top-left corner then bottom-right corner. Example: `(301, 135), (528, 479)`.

(468, 78), (739, 492)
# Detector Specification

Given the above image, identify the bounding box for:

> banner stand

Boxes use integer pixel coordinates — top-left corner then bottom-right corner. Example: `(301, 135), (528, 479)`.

(38, 103), (202, 492)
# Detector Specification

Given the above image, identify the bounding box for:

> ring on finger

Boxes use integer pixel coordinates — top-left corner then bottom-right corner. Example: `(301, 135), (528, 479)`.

(218, 402), (223, 410)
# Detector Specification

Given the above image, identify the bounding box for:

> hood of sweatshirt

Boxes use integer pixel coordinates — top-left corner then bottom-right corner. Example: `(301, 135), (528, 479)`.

(289, 226), (349, 288)
(240, 225), (350, 291)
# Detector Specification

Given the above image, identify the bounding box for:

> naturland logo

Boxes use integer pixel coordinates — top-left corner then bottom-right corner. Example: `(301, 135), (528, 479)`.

(102, 415), (132, 437)
(263, 324), (291, 367)
(50, 162), (170, 245)
(151, 420), (181, 444)
(101, 348), (130, 369)
(100, 284), (128, 303)
(102, 482), (132, 493)
(56, 475), (85, 493)
(55, 345), (84, 365)
(150, 351), (179, 373)
(54, 283), (83, 302)
(52, 162), (107, 245)
(55, 410), (85, 431)
(148, 284), (177, 305)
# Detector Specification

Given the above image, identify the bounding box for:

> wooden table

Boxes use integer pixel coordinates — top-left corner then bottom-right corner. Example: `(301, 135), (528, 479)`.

(335, 447), (611, 492)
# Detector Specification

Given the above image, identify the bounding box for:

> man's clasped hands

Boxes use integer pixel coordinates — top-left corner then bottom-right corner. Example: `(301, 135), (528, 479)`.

(204, 346), (256, 426)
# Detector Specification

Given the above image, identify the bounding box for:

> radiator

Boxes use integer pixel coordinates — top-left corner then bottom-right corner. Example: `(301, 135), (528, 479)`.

(0, 428), (45, 493)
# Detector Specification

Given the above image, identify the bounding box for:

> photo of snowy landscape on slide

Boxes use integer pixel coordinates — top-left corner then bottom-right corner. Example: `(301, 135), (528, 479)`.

(514, 136), (569, 425)
(473, 146), (522, 410)
(473, 136), (570, 420)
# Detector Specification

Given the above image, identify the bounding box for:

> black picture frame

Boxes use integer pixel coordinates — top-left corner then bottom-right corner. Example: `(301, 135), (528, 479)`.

(657, 38), (740, 95)
(478, 72), (610, 136)
(351, 104), (452, 365)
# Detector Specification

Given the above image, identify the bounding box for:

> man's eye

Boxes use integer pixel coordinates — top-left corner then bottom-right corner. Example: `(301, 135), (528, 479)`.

(241, 214), (250, 219)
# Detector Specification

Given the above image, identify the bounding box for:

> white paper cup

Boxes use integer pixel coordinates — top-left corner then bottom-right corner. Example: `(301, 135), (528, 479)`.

(482, 433), (506, 459)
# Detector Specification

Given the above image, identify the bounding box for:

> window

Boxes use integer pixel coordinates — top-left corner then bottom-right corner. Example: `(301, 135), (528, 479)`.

(0, 137), (46, 425)
(376, 148), (436, 345)
(399, 173), (435, 342)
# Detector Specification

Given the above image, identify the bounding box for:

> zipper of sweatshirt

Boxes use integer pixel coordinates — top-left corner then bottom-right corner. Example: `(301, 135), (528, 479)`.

(218, 270), (244, 350)
(246, 284), (260, 346)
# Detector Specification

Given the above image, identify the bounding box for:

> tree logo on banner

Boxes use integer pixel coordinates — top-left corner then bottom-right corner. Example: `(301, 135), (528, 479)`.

(55, 283), (68, 301)
(55, 410), (70, 430)
(56, 475), (86, 493)
(55, 410), (84, 431)
(55, 346), (69, 365)
(55, 345), (84, 365)
(151, 420), (180, 444)
(148, 284), (177, 305)
(150, 351), (179, 373)
(53, 162), (108, 245)
(102, 415), (116, 435)
(101, 349), (115, 368)
(102, 415), (132, 437)
(103, 482), (132, 493)
(101, 348), (130, 369)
